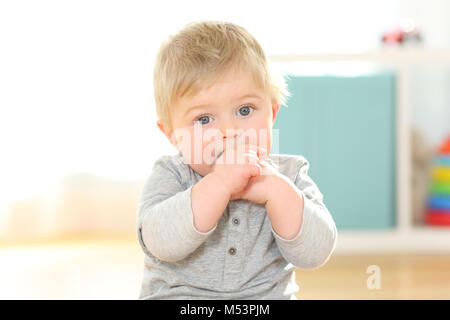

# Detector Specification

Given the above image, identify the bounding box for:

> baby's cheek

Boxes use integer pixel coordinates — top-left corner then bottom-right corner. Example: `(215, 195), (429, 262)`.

(176, 138), (201, 165)
(249, 127), (272, 154)
(202, 138), (222, 165)
(184, 136), (217, 166)
(190, 137), (206, 165)
(260, 129), (272, 153)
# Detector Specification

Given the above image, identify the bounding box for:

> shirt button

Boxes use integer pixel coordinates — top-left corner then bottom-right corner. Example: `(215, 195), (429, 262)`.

(232, 218), (240, 226)
(228, 247), (237, 255)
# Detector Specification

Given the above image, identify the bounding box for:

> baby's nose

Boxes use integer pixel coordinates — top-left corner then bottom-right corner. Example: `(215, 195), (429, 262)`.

(218, 121), (239, 140)
(222, 129), (240, 141)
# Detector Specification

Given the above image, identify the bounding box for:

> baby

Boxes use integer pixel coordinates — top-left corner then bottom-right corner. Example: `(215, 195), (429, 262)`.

(137, 21), (337, 300)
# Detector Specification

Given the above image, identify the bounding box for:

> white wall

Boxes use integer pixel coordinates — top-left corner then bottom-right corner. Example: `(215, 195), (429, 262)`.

(397, 0), (450, 147)
(410, 67), (450, 148)
(398, 0), (450, 48)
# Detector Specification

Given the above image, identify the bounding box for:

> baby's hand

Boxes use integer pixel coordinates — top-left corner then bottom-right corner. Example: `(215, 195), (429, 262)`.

(212, 140), (266, 197)
(229, 158), (278, 204)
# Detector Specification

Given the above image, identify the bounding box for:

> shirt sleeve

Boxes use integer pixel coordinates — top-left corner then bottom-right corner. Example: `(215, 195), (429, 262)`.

(136, 156), (217, 263)
(270, 157), (338, 269)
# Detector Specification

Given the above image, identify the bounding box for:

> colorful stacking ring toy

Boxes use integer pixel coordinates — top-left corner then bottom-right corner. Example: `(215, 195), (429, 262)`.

(426, 136), (450, 226)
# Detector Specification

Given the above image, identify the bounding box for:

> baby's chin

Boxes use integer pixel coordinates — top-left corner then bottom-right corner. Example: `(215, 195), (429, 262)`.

(180, 149), (222, 177)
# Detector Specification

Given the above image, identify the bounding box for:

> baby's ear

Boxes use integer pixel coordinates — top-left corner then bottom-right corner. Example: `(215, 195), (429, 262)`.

(272, 100), (281, 124)
(157, 120), (176, 145)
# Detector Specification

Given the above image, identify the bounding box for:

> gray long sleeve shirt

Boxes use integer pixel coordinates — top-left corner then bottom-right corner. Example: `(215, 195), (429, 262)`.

(136, 152), (337, 299)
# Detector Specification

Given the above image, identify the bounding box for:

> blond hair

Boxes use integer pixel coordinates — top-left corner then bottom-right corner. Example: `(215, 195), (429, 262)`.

(153, 20), (290, 132)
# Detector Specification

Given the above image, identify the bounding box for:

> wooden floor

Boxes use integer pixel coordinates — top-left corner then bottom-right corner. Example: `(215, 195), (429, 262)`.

(295, 254), (450, 300)
(1, 237), (450, 299)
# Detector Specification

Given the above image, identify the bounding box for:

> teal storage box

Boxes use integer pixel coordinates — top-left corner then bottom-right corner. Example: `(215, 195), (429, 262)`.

(273, 72), (396, 229)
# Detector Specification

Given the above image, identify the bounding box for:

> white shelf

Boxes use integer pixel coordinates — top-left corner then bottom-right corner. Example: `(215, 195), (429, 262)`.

(270, 49), (450, 253)
(335, 227), (450, 254)
(269, 48), (450, 65)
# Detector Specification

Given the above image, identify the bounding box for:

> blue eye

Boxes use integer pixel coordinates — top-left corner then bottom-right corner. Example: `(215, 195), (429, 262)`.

(194, 115), (212, 125)
(238, 105), (253, 116)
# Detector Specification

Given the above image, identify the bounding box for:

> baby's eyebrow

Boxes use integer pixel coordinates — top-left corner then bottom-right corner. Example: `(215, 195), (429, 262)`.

(184, 104), (211, 118)
(233, 93), (263, 101)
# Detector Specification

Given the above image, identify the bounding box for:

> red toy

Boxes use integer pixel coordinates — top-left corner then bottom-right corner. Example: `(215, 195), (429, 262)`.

(381, 18), (422, 46)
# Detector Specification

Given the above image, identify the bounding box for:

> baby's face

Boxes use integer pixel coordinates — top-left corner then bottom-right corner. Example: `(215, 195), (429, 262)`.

(163, 68), (280, 177)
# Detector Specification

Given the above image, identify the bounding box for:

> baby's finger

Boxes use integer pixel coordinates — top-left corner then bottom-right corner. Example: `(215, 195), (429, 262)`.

(256, 146), (268, 161)
(249, 162), (262, 177)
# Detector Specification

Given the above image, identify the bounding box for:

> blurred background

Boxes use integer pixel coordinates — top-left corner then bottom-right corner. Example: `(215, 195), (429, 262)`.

(1, 0), (449, 299)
